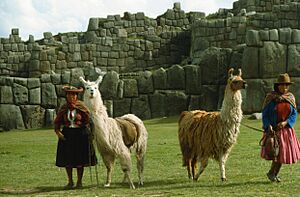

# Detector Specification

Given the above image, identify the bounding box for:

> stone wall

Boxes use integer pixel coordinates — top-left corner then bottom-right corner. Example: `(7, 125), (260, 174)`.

(0, 3), (204, 78)
(191, 0), (300, 54)
(2, 1), (300, 130)
(231, 0), (300, 14)
(242, 28), (300, 112)
(190, 0), (300, 114)
(0, 64), (210, 130)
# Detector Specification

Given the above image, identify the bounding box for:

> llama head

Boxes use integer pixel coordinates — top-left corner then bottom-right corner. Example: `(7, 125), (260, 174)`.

(227, 68), (247, 91)
(79, 72), (106, 99)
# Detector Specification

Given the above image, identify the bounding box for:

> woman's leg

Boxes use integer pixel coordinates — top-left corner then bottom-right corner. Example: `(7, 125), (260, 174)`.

(65, 167), (74, 188)
(267, 161), (282, 182)
(267, 161), (276, 181)
(76, 167), (84, 188)
(274, 162), (282, 182)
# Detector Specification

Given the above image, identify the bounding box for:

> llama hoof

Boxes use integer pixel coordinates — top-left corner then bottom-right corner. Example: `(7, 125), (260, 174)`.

(193, 177), (199, 182)
(130, 184), (136, 189)
(221, 177), (227, 182)
(104, 183), (110, 187)
(138, 181), (144, 186)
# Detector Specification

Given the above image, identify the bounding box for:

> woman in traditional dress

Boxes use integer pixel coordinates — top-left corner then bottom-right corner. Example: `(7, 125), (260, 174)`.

(54, 85), (96, 189)
(261, 73), (300, 182)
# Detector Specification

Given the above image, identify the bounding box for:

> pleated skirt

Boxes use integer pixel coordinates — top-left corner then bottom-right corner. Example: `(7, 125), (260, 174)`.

(261, 127), (300, 164)
(56, 127), (97, 168)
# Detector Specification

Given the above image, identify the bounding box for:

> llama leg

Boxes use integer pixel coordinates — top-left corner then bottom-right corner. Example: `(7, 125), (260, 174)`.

(194, 158), (208, 181)
(136, 154), (145, 186)
(119, 150), (135, 189)
(191, 157), (198, 180)
(219, 153), (229, 181)
(101, 151), (115, 187)
(187, 158), (192, 179)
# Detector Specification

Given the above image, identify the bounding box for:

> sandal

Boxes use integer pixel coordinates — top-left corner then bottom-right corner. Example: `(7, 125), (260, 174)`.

(64, 182), (74, 189)
(75, 182), (82, 189)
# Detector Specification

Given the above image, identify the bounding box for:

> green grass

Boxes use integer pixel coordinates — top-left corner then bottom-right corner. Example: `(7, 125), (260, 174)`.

(1, 115), (300, 196)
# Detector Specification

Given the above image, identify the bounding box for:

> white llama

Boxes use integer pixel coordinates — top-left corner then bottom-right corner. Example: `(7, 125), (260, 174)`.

(79, 73), (148, 189)
(178, 68), (246, 181)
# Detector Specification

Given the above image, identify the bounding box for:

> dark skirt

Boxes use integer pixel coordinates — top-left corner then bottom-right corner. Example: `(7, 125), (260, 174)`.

(56, 127), (97, 168)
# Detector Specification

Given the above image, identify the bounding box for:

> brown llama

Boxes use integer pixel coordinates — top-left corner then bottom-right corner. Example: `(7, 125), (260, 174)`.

(178, 68), (246, 181)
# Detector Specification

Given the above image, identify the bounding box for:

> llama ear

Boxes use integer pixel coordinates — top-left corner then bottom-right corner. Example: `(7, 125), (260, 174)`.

(238, 69), (242, 76)
(95, 75), (103, 85)
(95, 71), (106, 85)
(79, 76), (86, 84)
(228, 68), (234, 78)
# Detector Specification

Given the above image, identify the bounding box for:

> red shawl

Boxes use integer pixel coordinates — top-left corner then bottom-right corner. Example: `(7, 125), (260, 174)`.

(54, 100), (90, 130)
(262, 91), (296, 109)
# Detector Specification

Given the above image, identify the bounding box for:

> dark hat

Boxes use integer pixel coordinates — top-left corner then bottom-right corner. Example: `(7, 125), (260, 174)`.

(63, 85), (83, 93)
(274, 73), (293, 85)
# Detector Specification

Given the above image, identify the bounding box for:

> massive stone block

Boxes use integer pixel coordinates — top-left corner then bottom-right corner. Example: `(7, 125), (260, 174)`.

(131, 95), (151, 119)
(246, 30), (263, 47)
(184, 64), (201, 94)
(13, 83), (28, 105)
(289, 77), (300, 110)
(197, 47), (229, 85)
(41, 83), (57, 108)
(242, 79), (269, 113)
(149, 91), (166, 117)
(100, 71), (120, 99)
(287, 44), (300, 76)
(167, 64), (185, 89)
(152, 67), (167, 90)
(123, 79), (138, 97)
(279, 28), (292, 44)
(188, 95), (200, 110)
(45, 109), (56, 127)
(70, 68), (85, 87)
(137, 71), (154, 94)
(0, 104), (24, 130)
(199, 85), (219, 111)
(20, 105), (45, 129)
(259, 42), (286, 78)
(165, 91), (188, 116)
(0, 86), (13, 104)
(113, 98), (131, 117)
(242, 47), (259, 78)
(29, 88), (41, 104)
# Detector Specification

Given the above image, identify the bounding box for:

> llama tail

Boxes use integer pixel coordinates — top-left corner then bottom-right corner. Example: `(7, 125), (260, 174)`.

(178, 111), (189, 167)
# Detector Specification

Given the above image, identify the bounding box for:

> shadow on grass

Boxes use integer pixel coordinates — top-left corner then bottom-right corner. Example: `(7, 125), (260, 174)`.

(0, 185), (96, 196)
(0, 180), (271, 195)
(139, 178), (270, 190)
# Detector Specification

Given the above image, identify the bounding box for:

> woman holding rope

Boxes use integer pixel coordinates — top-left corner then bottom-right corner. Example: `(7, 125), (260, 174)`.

(54, 85), (97, 189)
(261, 73), (300, 182)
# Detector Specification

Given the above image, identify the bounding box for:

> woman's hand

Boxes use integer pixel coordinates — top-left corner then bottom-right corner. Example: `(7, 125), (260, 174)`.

(55, 130), (65, 140)
(277, 121), (288, 130)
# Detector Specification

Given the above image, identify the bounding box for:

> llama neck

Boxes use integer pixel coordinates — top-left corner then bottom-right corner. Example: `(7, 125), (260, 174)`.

(85, 95), (108, 118)
(220, 86), (243, 124)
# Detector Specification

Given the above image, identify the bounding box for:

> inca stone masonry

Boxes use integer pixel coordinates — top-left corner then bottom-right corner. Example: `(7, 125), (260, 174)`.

(1, 0), (300, 130)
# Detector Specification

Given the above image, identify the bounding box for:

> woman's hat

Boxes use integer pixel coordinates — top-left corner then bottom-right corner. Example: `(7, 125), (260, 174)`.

(63, 85), (83, 93)
(274, 73), (293, 85)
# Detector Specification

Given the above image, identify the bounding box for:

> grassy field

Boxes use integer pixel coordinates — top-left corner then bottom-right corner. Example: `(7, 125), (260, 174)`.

(1, 115), (300, 197)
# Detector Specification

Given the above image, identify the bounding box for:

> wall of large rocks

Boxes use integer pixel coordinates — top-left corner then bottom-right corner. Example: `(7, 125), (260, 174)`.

(3, 1), (300, 131)
(242, 28), (300, 113)
(231, 0), (297, 14)
(189, 0), (300, 116)
(0, 64), (215, 131)
(191, 0), (300, 57)
(0, 3), (205, 78)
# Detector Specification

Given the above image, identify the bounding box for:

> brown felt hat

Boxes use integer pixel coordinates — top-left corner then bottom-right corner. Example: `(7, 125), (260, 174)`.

(63, 85), (83, 93)
(274, 73), (293, 85)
